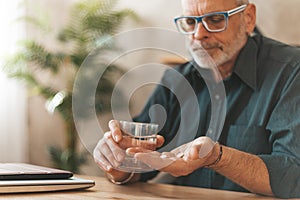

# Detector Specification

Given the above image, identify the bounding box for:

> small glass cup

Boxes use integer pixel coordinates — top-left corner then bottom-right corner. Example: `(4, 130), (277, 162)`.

(116, 121), (159, 172)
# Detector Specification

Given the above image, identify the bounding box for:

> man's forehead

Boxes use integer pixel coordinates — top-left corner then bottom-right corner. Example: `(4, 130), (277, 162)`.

(181, 0), (237, 14)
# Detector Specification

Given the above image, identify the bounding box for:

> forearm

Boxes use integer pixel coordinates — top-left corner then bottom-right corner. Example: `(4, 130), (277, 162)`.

(211, 146), (274, 196)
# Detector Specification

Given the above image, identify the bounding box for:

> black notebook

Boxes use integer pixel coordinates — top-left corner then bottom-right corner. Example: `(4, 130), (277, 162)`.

(0, 163), (95, 193)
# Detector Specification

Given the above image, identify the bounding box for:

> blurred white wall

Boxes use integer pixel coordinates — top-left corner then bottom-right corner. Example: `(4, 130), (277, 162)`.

(252, 0), (300, 45)
(0, 0), (28, 163)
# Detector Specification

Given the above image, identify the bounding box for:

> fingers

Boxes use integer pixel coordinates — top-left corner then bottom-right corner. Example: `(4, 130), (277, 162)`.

(93, 142), (114, 171)
(93, 131), (126, 171)
(134, 151), (175, 170)
(126, 147), (176, 170)
(105, 133), (126, 162)
(126, 147), (197, 176)
(109, 120), (165, 149)
(119, 134), (164, 151)
(126, 147), (153, 155)
(132, 149), (196, 177)
(108, 120), (122, 142)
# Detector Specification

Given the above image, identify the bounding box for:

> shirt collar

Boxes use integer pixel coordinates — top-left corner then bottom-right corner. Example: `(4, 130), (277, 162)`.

(233, 36), (258, 90)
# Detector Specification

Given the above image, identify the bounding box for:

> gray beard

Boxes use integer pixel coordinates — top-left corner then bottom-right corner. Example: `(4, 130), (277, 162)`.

(187, 25), (247, 70)
(189, 46), (217, 69)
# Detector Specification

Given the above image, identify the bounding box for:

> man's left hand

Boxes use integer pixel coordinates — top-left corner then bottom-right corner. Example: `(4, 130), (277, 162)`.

(127, 136), (219, 177)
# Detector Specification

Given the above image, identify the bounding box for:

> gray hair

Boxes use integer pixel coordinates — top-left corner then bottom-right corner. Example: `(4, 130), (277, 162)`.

(236, 0), (249, 5)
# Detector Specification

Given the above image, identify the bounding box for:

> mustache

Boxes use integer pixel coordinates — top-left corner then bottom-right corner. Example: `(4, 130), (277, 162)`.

(189, 40), (221, 51)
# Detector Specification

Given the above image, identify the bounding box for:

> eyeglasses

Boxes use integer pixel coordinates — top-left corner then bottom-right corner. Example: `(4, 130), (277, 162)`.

(174, 4), (247, 34)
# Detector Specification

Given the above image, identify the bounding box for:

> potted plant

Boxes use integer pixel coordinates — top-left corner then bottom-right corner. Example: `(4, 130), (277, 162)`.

(3, 0), (138, 173)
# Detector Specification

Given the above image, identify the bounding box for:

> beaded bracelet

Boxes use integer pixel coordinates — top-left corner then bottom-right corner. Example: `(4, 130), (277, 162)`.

(107, 172), (135, 185)
(205, 143), (223, 168)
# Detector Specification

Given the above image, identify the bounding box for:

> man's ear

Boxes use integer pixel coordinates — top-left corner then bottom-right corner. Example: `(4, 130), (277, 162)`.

(244, 4), (256, 35)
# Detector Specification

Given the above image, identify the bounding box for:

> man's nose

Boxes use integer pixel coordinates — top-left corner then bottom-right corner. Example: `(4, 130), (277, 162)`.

(193, 22), (210, 40)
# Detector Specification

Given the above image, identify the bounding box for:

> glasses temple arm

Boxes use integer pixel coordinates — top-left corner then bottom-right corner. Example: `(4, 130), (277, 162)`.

(228, 4), (247, 16)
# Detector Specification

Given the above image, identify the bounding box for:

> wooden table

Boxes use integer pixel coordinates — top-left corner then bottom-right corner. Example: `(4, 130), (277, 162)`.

(0, 175), (298, 200)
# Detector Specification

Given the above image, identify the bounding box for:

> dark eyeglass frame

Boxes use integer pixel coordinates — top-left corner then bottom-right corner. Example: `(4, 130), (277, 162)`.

(174, 4), (247, 34)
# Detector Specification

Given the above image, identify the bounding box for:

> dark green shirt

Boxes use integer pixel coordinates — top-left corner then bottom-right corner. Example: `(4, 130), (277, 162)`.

(135, 35), (300, 198)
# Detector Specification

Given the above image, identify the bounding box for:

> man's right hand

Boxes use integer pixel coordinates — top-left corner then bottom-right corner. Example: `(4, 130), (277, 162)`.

(93, 120), (165, 173)
(93, 120), (126, 172)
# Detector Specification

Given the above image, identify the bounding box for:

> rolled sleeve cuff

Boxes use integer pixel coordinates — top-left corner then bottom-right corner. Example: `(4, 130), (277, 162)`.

(259, 154), (300, 198)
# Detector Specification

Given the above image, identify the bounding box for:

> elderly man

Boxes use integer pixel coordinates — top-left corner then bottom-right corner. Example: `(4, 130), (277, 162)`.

(93, 0), (300, 198)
